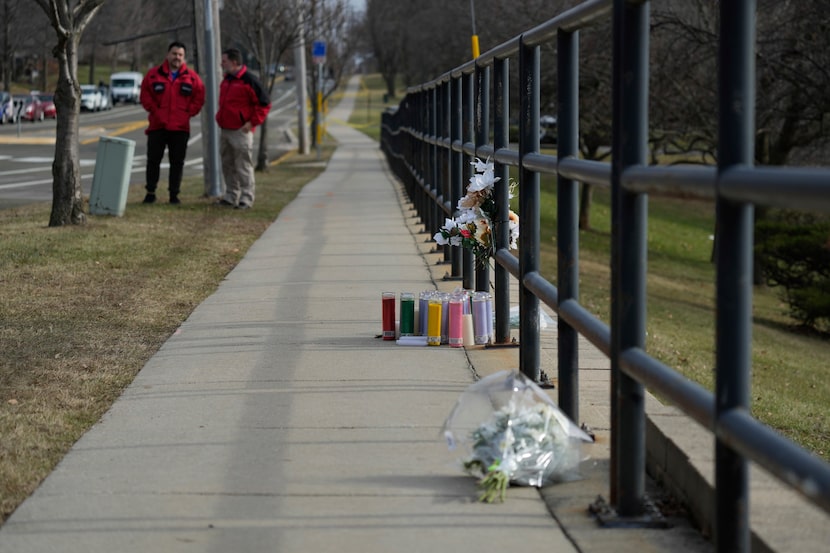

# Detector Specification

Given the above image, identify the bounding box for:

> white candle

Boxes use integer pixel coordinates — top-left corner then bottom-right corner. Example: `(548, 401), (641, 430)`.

(462, 314), (475, 347)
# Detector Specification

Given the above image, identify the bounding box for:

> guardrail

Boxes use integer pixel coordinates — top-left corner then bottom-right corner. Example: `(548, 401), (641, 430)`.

(379, 1), (830, 552)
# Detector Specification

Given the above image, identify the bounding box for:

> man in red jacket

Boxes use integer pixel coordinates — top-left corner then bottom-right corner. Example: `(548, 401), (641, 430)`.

(215, 48), (271, 209)
(140, 41), (206, 204)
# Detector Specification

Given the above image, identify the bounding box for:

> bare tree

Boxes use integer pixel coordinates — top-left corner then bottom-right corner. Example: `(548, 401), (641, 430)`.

(365, 0), (406, 98)
(32, 0), (106, 227)
(651, 0), (830, 167)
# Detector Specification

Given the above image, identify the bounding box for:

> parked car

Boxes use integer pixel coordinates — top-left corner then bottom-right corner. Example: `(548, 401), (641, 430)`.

(98, 85), (112, 110)
(38, 93), (56, 118)
(80, 84), (103, 111)
(18, 94), (45, 122)
(0, 91), (13, 124)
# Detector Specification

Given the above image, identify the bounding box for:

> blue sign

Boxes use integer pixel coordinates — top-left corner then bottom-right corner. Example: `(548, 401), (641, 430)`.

(312, 41), (326, 58)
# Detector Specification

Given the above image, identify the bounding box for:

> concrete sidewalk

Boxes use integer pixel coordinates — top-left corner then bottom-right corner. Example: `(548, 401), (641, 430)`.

(0, 76), (821, 552)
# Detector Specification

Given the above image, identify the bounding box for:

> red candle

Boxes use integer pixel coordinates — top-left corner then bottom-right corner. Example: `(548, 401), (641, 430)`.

(382, 292), (396, 340)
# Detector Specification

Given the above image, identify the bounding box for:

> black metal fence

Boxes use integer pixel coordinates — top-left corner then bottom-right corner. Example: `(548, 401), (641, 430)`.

(379, 1), (830, 552)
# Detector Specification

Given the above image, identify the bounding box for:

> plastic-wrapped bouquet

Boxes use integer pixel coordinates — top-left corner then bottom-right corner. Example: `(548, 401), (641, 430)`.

(443, 370), (593, 503)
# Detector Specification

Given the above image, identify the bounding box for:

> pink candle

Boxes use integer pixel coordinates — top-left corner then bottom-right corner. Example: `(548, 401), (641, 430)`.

(448, 298), (464, 347)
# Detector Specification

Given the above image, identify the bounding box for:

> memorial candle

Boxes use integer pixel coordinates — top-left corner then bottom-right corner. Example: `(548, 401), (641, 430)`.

(439, 292), (450, 344)
(472, 292), (489, 345)
(419, 291), (432, 336)
(399, 292), (415, 336)
(382, 292), (396, 340)
(427, 298), (442, 346)
(448, 296), (464, 347)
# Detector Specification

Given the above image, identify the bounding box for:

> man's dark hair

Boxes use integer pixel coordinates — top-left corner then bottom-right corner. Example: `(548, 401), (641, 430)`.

(168, 41), (186, 53)
(223, 48), (243, 64)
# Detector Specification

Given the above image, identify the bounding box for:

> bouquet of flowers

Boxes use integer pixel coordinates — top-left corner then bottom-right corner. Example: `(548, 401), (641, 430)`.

(443, 370), (593, 503)
(433, 158), (519, 263)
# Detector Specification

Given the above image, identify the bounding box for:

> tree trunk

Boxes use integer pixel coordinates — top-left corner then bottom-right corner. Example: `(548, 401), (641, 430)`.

(579, 183), (593, 230)
(49, 33), (86, 227)
(256, 118), (269, 172)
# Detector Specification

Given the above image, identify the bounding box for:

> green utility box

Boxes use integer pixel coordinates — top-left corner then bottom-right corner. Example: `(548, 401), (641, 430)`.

(89, 136), (136, 216)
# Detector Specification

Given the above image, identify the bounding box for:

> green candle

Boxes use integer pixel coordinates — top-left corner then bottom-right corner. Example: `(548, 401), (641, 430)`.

(400, 292), (415, 335)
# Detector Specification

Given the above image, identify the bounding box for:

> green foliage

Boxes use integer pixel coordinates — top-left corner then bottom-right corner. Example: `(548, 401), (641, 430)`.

(756, 211), (830, 331)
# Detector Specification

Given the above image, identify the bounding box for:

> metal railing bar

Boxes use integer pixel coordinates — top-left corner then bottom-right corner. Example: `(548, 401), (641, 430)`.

(620, 347), (714, 430)
(494, 248), (520, 279)
(493, 147), (520, 168)
(524, 270), (558, 310)
(521, 151), (559, 174)
(558, 157), (612, 188)
(475, 144), (495, 160)
(720, 166), (830, 213)
(558, 298), (612, 357)
(523, 0), (613, 46)
(462, 141), (477, 157)
(621, 164), (716, 199)
(717, 408), (830, 513)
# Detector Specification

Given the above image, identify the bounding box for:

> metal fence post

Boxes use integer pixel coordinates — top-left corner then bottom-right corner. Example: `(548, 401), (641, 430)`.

(493, 57), (511, 344)
(611, 0), (650, 517)
(474, 64), (491, 292)
(557, 28), (580, 422)
(518, 37), (541, 382)
(462, 73), (476, 290)
(716, 1), (756, 550)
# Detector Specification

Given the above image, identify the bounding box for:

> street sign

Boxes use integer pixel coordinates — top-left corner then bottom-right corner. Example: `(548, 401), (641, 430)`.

(312, 41), (326, 65)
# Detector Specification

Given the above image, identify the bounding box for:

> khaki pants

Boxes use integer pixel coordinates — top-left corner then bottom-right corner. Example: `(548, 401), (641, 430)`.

(219, 128), (255, 207)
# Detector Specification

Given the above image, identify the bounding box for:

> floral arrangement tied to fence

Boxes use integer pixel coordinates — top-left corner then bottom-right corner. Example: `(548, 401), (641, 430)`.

(433, 158), (519, 263)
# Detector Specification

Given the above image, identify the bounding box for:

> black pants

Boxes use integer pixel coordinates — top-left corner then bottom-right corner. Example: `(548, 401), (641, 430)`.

(146, 129), (190, 197)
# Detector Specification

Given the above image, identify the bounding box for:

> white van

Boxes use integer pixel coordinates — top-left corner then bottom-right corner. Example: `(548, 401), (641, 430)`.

(109, 72), (143, 104)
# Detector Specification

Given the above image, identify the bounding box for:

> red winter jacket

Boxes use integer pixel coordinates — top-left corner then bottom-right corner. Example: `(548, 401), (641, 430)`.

(140, 60), (205, 134)
(215, 65), (271, 131)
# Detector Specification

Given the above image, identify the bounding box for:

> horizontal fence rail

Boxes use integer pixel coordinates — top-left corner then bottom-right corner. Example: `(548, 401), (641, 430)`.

(380, 1), (830, 552)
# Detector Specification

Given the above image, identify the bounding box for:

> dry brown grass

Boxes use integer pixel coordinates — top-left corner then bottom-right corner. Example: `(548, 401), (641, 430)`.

(0, 145), (334, 523)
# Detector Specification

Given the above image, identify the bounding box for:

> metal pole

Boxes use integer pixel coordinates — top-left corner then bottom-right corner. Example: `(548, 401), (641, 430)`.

(204, 0), (222, 198)
(294, 5), (310, 155)
(557, 28), (580, 422)
(470, 0), (480, 58)
(474, 63), (490, 292)
(316, 62), (322, 159)
(715, 1), (756, 550)
(451, 77), (464, 280)
(611, 0), (649, 517)
(493, 57), (510, 344)
(518, 38), (540, 382)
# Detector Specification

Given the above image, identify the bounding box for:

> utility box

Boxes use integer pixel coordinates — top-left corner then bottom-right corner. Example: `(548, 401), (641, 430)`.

(89, 136), (135, 216)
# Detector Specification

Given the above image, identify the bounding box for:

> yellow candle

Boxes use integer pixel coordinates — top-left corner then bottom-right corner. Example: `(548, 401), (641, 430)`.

(427, 301), (442, 346)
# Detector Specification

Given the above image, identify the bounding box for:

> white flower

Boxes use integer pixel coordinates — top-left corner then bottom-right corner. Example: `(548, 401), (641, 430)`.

(467, 169), (499, 193)
(434, 231), (449, 245)
(470, 157), (492, 173)
(455, 208), (479, 224)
